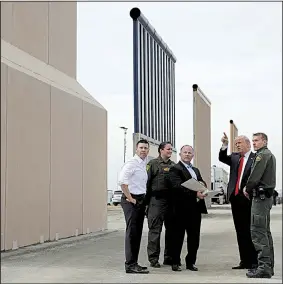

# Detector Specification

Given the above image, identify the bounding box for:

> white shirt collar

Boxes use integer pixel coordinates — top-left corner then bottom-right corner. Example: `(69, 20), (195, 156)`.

(134, 154), (147, 164)
(180, 160), (192, 168)
(244, 150), (252, 158)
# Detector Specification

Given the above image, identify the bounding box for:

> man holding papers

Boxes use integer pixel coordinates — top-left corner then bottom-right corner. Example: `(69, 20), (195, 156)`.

(168, 145), (207, 272)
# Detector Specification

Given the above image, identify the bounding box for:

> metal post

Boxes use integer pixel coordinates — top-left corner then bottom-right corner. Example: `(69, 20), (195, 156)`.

(213, 165), (216, 190)
(120, 126), (128, 163)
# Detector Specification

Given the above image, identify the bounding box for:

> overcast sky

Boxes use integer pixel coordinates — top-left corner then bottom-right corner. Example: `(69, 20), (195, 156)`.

(77, 2), (282, 193)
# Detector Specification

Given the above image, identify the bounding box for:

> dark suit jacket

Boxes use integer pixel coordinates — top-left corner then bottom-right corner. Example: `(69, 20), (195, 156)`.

(219, 147), (255, 201)
(168, 161), (208, 214)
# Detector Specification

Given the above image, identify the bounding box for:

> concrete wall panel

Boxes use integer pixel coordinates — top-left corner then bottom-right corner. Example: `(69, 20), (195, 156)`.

(1, 2), (108, 251)
(1, 2), (13, 43)
(229, 121), (238, 153)
(132, 133), (178, 163)
(48, 2), (77, 78)
(82, 102), (107, 233)
(5, 67), (50, 250)
(12, 2), (48, 63)
(1, 63), (8, 251)
(50, 88), (83, 240)
(147, 143), (159, 161)
(193, 86), (211, 207)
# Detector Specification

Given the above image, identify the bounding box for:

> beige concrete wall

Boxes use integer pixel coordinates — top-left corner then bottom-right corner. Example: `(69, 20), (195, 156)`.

(5, 67), (51, 249)
(1, 2), (76, 78)
(1, 63), (8, 251)
(193, 85), (212, 208)
(1, 1), (107, 251)
(49, 87), (83, 240)
(48, 2), (77, 78)
(229, 120), (239, 153)
(82, 103), (108, 234)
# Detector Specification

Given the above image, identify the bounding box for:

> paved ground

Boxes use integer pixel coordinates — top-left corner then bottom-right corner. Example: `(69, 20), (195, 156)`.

(1, 204), (282, 283)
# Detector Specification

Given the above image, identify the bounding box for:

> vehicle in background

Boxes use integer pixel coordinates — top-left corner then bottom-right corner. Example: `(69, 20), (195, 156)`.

(107, 189), (113, 205)
(112, 190), (123, 206)
(211, 166), (229, 204)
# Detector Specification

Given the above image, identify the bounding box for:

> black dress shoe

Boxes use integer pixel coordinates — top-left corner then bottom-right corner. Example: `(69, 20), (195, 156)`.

(137, 264), (148, 270)
(150, 262), (161, 268)
(186, 264), (198, 271)
(172, 264), (182, 271)
(232, 264), (247, 269)
(246, 269), (272, 278)
(126, 265), (149, 274)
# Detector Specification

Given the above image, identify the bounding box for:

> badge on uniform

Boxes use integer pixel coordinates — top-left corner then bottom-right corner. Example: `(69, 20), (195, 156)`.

(256, 156), (262, 162)
(163, 167), (169, 172)
(146, 165), (150, 171)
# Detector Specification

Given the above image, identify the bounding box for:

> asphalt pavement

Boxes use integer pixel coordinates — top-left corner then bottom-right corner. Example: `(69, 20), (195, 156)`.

(1, 204), (282, 283)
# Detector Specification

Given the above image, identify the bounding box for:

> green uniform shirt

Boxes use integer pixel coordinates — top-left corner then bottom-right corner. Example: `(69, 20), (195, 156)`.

(146, 156), (175, 197)
(246, 146), (276, 197)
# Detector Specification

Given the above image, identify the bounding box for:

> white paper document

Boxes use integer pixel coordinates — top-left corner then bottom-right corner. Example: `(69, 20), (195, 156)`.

(181, 178), (222, 198)
(181, 178), (207, 193)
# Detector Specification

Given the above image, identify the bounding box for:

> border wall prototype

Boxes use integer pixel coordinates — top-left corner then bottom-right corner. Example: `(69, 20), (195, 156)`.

(193, 84), (212, 208)
(130, 8), (177, 161)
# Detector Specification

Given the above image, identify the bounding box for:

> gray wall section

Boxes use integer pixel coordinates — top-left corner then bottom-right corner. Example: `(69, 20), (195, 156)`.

(1, 2), (76, 78)
(1, 1), (107, 251)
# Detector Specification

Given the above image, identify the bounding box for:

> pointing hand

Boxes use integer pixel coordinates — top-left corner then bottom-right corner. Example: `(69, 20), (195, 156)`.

(221, 132), (229, 146)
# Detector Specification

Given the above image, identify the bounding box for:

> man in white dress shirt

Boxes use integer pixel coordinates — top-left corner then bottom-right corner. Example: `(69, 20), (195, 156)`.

(118, 139), (150, 274)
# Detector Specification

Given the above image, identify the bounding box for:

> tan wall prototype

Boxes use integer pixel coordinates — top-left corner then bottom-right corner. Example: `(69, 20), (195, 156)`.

(229, 120), (238, 153)
(193, 85), (211, 208)
(1, 2), (77, 78)
(132, 133), (177, 163)
(1, 2), (107, 251)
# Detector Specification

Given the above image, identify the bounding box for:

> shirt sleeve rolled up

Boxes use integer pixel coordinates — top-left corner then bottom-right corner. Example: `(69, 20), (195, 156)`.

(118, 160), (135, 185)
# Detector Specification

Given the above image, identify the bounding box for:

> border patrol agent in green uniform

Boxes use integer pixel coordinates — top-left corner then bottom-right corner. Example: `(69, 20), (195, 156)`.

(243, 133), (276, 279)
(145, 142), (175, 268)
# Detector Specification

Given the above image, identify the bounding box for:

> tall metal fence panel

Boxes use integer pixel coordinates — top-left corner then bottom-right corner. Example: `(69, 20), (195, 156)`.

(130, 8), (177, 152)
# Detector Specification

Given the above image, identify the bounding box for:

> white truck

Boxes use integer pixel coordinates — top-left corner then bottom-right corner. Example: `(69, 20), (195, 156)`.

(211, 166), (229, 204)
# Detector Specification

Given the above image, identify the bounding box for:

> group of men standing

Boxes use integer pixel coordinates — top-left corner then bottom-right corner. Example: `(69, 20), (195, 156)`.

(118, 132), (276, 279)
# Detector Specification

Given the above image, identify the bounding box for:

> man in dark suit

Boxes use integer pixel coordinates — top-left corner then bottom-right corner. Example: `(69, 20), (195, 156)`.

(219, 133), (257, 270)
(168, 145), (207, 272)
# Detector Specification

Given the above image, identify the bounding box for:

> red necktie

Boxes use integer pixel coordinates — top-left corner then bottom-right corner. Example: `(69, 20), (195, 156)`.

(235, 156), (244, 196)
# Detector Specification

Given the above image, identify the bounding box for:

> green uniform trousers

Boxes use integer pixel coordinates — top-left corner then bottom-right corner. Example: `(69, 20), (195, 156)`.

(251, 196), (274, 275)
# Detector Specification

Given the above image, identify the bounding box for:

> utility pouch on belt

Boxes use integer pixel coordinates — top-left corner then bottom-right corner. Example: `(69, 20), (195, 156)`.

(258, 187), (266, 200)
(252, 187), (266, 200)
